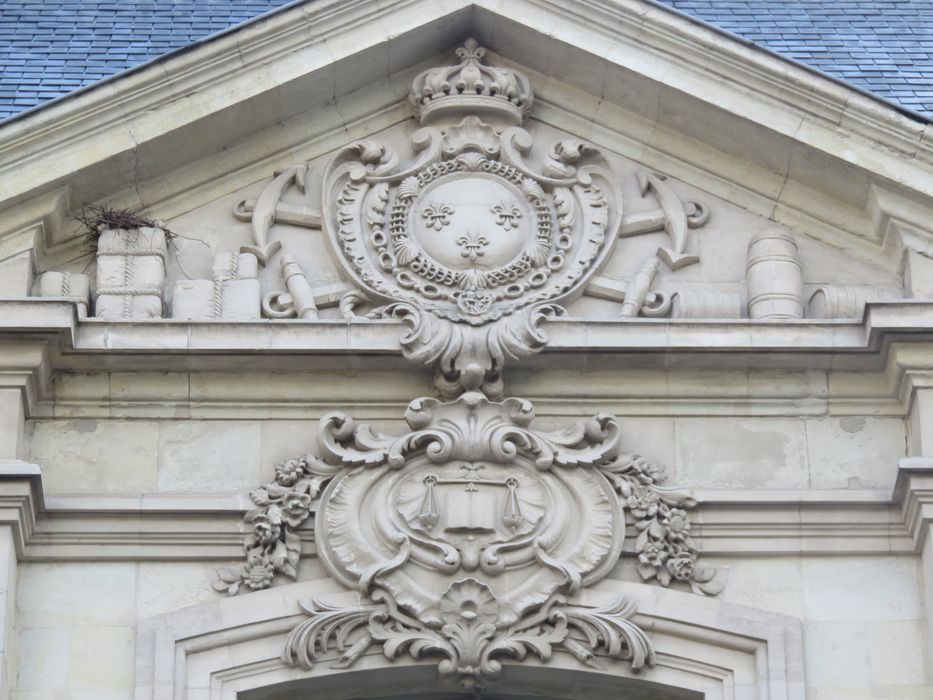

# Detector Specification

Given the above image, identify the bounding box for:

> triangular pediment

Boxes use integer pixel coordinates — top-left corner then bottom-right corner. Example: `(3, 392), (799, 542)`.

(1, 0), (932, 324)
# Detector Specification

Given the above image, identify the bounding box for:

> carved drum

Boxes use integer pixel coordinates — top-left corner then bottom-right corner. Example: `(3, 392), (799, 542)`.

(745, 230), (804, 320)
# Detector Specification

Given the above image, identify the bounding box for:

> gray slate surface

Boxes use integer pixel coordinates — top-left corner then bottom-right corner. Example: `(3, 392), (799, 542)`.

(656, 0), (933, 119)
(0, 0), (930, 122)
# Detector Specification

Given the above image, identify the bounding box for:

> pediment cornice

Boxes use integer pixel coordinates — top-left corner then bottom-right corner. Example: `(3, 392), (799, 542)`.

(0, 0), (932, 264)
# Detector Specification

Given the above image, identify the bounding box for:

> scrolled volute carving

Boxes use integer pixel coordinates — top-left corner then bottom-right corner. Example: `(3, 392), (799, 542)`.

(217, 391), (720, 684)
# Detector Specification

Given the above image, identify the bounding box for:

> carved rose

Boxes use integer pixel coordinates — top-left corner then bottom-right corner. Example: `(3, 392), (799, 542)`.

(666, 554), (696, 582)
(245, 563), (275, 591)
(638, 540), (668, 569)
(281, 491), (313, 528)
(275, 458), (306, 486)
(661, 507), (691, 542)
(626, 487), (659, 518)
(630, 456), (665, 485)
(250, 512), (281, 546)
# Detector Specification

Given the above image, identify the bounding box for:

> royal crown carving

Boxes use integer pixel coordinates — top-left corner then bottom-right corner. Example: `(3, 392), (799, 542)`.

(410, 38), (534, 126)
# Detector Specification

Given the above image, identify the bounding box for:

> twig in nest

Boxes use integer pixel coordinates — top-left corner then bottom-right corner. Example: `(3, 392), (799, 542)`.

(74, 204), (176, 250)
(73, 203), (213, 280)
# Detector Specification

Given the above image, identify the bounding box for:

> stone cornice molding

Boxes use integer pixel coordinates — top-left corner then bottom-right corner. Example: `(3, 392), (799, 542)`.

(0, 0), (932, 263)
(0, 339), (51, 417)
(2, 457), (933, 562)
(3, 298), (933, 370)
(0, 461), (43, 558)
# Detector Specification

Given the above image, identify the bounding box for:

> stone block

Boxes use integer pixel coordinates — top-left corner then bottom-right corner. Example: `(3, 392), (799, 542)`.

(905, 250), (933, 298)
(16, 628), (70, 691)
(803, 621), (872, 687)
(136, 563), (223, 619)
(0, 391), (24, 460)
(712, 557), (804, 618)
(805, 417), (906, 489)
(157, 421), (261, 492)
(0, 251), (35, 296)
(674, 417), (809, 488)
(802, 557), (920, 622)
(28, 420), (159, 493)
(17, 563), (136, 627)
(68, 626), (134, 690)
(869, 620), (925, 684)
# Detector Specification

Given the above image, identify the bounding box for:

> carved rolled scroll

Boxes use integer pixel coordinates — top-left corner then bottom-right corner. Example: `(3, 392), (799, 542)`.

(745, 230), (804, 320)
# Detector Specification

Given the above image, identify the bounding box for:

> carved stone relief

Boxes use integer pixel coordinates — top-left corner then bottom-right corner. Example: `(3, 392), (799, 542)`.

(94, 227), (167, 320)
(30, 38), (878, 686)
(215, 390), (721, 684)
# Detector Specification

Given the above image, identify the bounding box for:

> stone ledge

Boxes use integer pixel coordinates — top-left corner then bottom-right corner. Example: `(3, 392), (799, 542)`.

(4, 458), (933, 561)
(3, 299), (933, 365)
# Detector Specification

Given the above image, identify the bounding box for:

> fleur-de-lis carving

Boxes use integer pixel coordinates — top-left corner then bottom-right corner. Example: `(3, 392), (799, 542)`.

(457, 232), (489, 262)
(422, 203), (454, 230)
(491, 202), (522, 230)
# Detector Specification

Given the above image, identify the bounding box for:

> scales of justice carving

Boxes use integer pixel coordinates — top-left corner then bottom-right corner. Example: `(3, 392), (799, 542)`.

(213, 40), (722, 685)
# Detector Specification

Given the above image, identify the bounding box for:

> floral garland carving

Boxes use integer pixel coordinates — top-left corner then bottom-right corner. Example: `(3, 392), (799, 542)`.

(215, 400), (720, 599)
(601, 454), (722, 595)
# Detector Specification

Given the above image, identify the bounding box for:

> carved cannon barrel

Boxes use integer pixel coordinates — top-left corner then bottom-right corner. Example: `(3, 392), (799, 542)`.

(671, 289), (743, 319)
(808, 285), (883, 319)
(745, 230), (804, 320)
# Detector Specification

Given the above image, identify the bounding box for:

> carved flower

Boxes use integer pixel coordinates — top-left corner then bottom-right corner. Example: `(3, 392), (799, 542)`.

(245, 562), (275, 591)
(439, 578), (499, 625)
(275, 458), (306, 487)
(661, 508), (691, 542)
(631, 456), (665, 485)
(455, 287), (495, 315)
(626, 487), (660, 519)
(281, 491), (313, 528)
(666, 554), (696, 582)
(250, 512), (281, 546)
(638, 540), (668, 569)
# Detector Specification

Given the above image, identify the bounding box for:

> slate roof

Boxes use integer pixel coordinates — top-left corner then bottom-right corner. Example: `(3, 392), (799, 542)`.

(655, 0), (933, 119)
(0, 1), (293, 121)
(0, 0), (931, 123)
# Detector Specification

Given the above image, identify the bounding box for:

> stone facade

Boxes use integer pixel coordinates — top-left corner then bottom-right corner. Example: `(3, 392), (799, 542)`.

(1, 1), (933, 698)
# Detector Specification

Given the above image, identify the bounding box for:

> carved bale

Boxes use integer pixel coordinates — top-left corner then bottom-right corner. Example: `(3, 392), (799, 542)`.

(94, 227), (167, 320)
